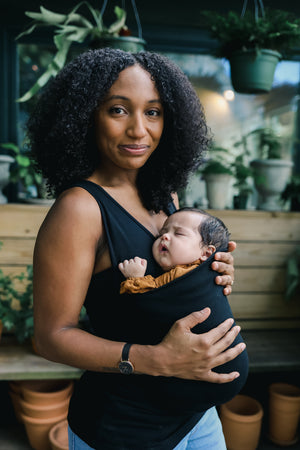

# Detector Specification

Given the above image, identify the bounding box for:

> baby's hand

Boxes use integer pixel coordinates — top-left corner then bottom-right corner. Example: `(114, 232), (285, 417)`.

(118, 257), (147, 278)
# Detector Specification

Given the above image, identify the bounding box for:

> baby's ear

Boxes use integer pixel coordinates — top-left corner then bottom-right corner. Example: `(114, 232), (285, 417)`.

(200, 245), (216, 262)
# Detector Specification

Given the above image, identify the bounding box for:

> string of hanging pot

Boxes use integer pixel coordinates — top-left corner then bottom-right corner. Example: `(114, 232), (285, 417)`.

(16, 0), (147, 102)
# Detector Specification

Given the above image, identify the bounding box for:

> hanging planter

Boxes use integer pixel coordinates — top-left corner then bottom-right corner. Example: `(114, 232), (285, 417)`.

(91, 35), (146, 53)
(202, 3), (300, 94)
(229, 49), (281, 94)
(17, 0), (146, 102)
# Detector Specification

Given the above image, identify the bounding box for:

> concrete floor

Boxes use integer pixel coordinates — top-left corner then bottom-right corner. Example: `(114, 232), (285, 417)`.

(0, 422), (299, 449)
(1, 375), (299, 449)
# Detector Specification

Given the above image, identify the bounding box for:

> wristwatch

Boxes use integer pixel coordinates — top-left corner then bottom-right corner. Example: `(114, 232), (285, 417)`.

(118, 343), (134, 375)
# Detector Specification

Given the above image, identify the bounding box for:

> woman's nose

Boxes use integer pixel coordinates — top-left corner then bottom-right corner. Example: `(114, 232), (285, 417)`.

(127, 114), (147, 138)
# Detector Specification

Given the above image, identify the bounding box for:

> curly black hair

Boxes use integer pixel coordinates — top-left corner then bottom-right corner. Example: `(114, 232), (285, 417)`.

(27, 48), (211, 213)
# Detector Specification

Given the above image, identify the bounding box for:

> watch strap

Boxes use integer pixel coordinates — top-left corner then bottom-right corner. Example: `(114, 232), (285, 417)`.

(121, 343), (132, 361)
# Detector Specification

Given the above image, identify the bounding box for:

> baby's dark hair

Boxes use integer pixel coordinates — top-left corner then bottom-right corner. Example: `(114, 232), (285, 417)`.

(173, 207), (230, 251)
(26, 48), (211, 213)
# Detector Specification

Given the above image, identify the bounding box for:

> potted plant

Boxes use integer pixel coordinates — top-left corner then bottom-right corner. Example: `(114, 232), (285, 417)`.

(281, 174), (300, 211)
(199, 146), (233, 209)
(231, 154), (253, 209)
(249, 128), (294, 211)
(17, 2), (146, 102)
(1, 142), (53, 204)
(202, 6), (300, 93)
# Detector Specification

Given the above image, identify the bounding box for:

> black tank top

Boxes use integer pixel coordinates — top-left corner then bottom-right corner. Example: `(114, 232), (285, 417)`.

(67, 180), (204, 449)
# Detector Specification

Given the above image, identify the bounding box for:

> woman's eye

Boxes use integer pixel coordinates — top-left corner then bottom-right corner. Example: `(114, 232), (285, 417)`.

(147, 109), (161, 117)
(110, 107), (125, 115)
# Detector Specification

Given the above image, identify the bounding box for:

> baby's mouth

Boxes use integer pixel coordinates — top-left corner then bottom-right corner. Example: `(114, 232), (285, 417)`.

(159, 243), (168, 253)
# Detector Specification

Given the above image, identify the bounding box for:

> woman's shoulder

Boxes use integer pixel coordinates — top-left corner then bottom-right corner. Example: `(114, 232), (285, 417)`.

(38, 185), (102, 240)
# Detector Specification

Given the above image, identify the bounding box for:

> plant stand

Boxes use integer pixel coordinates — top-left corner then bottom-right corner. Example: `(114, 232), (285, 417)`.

(229, 49), (281, 94)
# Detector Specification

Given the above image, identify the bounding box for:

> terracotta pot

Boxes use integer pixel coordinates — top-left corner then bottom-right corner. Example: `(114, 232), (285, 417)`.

(8, 381), (24, 422)
(8, 389), (23, 423)
(20, 379), (74, 405)
(49, 419), (69, 450)
(220, 394), (264, 450)
(269, 382), (300, 446)
(20, 411), (67, 450)
(19, 396), (70, 419)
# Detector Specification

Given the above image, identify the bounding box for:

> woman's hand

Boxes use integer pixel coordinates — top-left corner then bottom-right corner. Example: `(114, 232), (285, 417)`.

(212, 241), (236, 295)
(155, 307), (245, 383)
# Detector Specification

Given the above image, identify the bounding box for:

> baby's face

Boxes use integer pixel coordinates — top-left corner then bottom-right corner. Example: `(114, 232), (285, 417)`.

(152, 211), (209, 271)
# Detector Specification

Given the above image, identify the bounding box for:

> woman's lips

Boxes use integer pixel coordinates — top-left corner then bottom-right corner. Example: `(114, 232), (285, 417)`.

(119, 144), (149, 155)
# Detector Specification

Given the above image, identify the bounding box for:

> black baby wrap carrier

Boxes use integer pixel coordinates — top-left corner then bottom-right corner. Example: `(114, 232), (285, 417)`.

(68, 180), (248, 448)
(121, 254), (249, 412)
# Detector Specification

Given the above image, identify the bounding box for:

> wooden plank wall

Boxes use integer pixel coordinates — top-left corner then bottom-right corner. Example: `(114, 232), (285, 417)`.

(209, 209), (300, 329)
(1, 204), (300, 329)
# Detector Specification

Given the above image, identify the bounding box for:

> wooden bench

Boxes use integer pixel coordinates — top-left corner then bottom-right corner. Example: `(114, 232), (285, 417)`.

(0, 204), (300, 378)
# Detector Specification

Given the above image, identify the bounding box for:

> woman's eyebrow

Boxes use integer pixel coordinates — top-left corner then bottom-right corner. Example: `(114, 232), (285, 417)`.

(105, 95), (161, 104)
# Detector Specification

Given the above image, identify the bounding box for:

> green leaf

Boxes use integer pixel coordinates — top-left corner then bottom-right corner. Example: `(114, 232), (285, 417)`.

(56, 25), (90, 43)
(16, 23), (39, 40)
(108, 6), (127, 35)
(16, 155), (31, 166)
(39, 6), (67, 24)
(25, 7), (67, 24)
(0, 142), (19, 153)
(17, 68), (56, 102)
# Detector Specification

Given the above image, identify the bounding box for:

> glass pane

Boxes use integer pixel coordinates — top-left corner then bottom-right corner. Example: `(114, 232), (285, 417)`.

(18, 44), (56, 144)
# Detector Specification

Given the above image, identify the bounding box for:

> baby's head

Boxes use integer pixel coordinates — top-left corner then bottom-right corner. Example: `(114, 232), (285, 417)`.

(152, 207), (230, 271)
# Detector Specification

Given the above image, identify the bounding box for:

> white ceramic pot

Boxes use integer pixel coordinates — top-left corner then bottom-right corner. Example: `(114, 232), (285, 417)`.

(250, 159), (294, 211)
(203, 173), (232, 209)
(0, 155), (14, 203)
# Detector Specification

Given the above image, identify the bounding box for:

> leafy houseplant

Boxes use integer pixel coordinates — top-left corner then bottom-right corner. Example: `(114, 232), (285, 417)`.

(17, 2), (146, 102)
(1, 142), (51, 202)
(0, 261), (34, 344)
(202, 6), (300, 93)
(231, 154), (253, 209)
(281, 174), (300, 211)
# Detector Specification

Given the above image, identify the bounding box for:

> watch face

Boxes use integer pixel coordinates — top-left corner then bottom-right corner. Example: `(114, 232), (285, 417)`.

(119, 361), (134, 375)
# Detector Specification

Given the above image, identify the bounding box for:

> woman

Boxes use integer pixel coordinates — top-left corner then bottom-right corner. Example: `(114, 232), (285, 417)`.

(29, 49), (244, 449)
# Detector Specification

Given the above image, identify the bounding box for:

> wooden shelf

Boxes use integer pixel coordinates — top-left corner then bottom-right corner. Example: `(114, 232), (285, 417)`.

(0, 337), (83, 380)
(0, 329), (299, 380)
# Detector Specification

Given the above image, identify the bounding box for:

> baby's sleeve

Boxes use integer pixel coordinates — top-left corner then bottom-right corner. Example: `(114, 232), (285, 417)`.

(120, 275), (158, 294)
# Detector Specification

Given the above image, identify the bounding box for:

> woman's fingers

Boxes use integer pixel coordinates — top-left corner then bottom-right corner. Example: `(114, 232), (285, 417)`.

(202, 370), (240, 384)
(227, 241), (237, 253)
(177, 308), (212, 331)
(206, 318), (236, 346)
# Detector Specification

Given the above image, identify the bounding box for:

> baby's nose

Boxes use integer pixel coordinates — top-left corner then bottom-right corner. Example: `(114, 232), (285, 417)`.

(161, 233), (170, 241)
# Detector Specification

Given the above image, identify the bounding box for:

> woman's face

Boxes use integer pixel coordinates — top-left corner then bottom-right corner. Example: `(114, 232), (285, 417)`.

(94, 65), (164, 172)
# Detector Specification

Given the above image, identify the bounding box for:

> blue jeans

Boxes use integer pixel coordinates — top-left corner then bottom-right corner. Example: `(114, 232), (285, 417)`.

(173, 407), (226, 450)
(68, 406), (226, 449)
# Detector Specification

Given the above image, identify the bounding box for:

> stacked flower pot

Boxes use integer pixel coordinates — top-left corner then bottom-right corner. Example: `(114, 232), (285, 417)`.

(8, 379), (73, 450)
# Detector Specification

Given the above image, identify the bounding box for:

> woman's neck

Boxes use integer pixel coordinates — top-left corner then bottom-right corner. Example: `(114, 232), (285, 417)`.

(89, 167), (138, 189)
